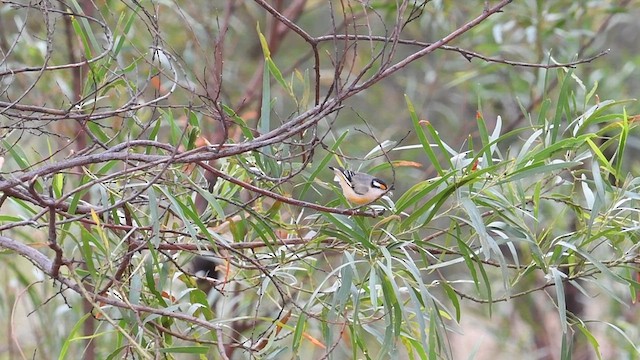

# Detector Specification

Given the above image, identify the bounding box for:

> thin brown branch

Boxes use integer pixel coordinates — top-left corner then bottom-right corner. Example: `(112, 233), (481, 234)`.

(48, 205), (64, 278)
(313, 34), (610, 69)
(505, 0), (633, 133)
(0, 235), (225, 331)
(253, 0), (316, 44)
(347, 0), (514, 95)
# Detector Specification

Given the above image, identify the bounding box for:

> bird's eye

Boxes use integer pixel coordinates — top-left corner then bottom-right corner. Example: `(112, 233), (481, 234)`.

(372, 180), (387, 190)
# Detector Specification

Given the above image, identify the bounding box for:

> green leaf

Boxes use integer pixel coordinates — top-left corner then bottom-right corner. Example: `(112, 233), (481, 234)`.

(518, 133), (592, 165)
(586, 138), (617, 178)
(68, 4), (93, 60)
(58, 313), (94, 360)
(156, 186), (204, 241)
(324, 213), (374, 249)
(406, 95), (443, 176)
(291, 312), (307, 352)
(113, 5), (138, 57)
(299, 131), (348, 199)
(266, 58), (294, 98)
(222, 104), (254, 140)
(556, 241), (628, 286)
(587, 320), (640, 353)
(129, 273), (142, 305)
(2, 139), (30, 170)
(440, 280), (461, 322)
(574, 322), (602, 360)
(584, 81), (599, 106)
(401, 167), (491, 228)
(256, 23), (271, 58)
(148, 188), (160, 247)
(147, 118), (162, 146)
(614, 108), (629, 183)
(560, 332), (573, 360)
(144, 256), (167, 304)
(376, 262), (402, 357)
(257, 24), (272, 151)
(569, 99), (635, 136)
(79, 226), (102, 277)
(457, 236), (480, 293)
(552, 68), (573, 143)
(158, 346), (209, 354)
(502, 160), (583, 184)
(104, 346), (129, 360)
(368, 266), (379, 310)
(428, 308), (438, 360)
(186, 125), (200, 150)
(476, 111), (493, 166)
(52, 172), (64, 198)
(537, 98), (551, 126)
(333, 257), (354, 312)
(550, 267), (568, 333)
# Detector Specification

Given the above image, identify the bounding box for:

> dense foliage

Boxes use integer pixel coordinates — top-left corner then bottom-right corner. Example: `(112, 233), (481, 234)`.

(0, 1), (638, 359)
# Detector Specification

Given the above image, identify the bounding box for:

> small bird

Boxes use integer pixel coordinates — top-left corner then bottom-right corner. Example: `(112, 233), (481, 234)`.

(191, 255), (222, 295)
(329, 166), (392, 205)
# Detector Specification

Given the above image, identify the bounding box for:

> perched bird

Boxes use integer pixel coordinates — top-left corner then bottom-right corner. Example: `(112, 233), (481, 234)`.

(329, 166), (392, 205)
(191, 255), (221, 295)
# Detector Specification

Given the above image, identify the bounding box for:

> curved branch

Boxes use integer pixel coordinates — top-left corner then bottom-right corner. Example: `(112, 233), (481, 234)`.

(314, 35), (610, 69)
(348, 0), (514, 95)
(0, 235), (224, 331)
